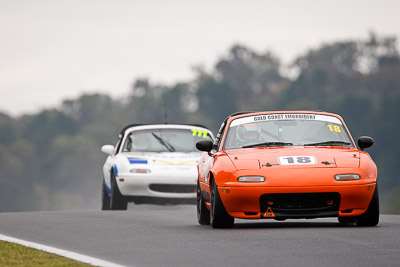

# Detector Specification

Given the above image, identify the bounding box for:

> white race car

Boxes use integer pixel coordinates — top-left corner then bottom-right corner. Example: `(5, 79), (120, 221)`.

(101, 124), (214, 210)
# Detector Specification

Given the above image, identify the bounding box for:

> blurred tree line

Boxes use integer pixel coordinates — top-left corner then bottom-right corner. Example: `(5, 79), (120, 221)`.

(1, 32), (400, 213)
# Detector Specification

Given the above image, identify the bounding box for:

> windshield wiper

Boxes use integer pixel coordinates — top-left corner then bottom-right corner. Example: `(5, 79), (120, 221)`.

(242, 142), (293, 148)
(151, 133), (176, 152)
(304, 141), (351, 146)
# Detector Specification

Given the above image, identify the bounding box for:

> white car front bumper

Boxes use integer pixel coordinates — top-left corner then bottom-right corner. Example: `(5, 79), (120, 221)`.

(116, 165), (198, 199)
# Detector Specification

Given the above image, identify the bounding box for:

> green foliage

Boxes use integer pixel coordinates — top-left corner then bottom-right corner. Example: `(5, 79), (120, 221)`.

(0, 113), (16, 145)
(0, 32), (399, 213)
(215, 44), (287, 109)
(197, 78), (237, 130)
(382, 186), (400, 214)
(161, 83), (190, 123)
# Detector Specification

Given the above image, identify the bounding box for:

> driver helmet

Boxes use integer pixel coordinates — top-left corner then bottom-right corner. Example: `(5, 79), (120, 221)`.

(236, 123), (261, 143)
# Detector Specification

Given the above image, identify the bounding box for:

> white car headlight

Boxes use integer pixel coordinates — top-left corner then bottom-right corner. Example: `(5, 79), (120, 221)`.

(130, 168), (151, 174)
(237, 176), (265, 182)
(334, 174), (360, 181)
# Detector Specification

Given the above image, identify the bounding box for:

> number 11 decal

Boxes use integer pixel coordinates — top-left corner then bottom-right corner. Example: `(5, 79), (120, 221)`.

(278, 156), (317, 165)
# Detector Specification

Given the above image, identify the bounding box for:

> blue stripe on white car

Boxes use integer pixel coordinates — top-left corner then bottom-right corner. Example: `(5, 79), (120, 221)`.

(128, 158), (148, 164)
(112, 164), (118, 176)
(104, 180), (111, 195)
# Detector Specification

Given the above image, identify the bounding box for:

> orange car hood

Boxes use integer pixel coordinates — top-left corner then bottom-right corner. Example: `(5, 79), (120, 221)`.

(226, 147), (360, 170)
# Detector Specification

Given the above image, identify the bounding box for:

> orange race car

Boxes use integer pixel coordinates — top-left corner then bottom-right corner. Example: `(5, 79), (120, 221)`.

(196, 111), (378, 228)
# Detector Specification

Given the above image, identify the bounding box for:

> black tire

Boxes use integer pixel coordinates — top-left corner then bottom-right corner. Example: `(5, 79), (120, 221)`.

(356, 184), (379, 226)
(338, 217), (357, 224)
(197, 180), (210, 225)
(110, 172), (128, 210)
(101, 181), (110, 210)
(210, 179), (234, 228)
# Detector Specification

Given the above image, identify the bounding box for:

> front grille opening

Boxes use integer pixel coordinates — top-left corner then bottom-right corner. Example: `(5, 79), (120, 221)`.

(260, 192), (340, 219)
(149, 184), (196, 193)
(260, 192), (340, 210)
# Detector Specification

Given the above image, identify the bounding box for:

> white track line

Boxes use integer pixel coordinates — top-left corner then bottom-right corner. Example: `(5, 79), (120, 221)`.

(0, 234), (126, 267)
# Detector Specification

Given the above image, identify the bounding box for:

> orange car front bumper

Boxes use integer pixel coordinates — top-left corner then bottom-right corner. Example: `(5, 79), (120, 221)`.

(217, 183), (375, 219)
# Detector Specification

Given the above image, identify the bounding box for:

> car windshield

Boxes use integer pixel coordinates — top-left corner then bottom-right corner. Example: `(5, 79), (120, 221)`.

(223, 113), (353, 150)
(123, 128), (212, 152)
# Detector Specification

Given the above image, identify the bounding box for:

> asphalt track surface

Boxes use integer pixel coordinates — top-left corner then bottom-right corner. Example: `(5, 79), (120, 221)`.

(0, 205), (399, 267)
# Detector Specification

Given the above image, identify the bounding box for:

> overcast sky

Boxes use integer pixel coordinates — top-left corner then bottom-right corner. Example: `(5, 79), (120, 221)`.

(1, 0), (399, 117)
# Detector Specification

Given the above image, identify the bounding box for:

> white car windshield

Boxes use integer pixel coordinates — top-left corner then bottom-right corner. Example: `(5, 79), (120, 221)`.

(223, 114), (353, 149)
(123, 128), (212, 152)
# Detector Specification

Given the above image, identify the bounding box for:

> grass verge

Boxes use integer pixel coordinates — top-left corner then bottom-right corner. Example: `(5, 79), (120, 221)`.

(0, 240), (90, 266)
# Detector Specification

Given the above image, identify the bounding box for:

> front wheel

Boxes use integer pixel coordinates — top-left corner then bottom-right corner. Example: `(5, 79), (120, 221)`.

(210, 179), (234, 228)
(101, 181), (110, 210)
(197, 180), (210, 225)
(356, 184), (379, 226)
(110, 172), (128, 210)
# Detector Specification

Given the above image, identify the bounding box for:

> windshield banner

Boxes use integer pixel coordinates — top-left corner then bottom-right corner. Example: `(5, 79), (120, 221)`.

(230, 114), (342, 127)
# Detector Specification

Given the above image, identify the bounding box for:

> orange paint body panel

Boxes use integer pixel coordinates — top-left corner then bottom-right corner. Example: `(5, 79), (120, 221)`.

(197, 111), (378, 222)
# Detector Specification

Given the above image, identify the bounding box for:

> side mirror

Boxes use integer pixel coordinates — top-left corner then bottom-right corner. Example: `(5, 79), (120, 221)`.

(358, 136), (374, 151)
(196, 140), (213, 152)
(101, 145), (115, 155)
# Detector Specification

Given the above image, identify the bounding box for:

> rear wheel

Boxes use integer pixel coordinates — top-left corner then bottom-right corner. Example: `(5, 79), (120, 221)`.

(197, 180), (210, 225)
(210, 179), (234, 228)
(356, 184), (379, 226)
(101, 181), (110, 210)
(110, 172), (128, 210)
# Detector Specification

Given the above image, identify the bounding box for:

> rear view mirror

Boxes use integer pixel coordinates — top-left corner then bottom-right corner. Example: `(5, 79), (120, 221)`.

(358, 136), (374, 151)
(101, 145), (115, 155)
(196, 140), (213, 152)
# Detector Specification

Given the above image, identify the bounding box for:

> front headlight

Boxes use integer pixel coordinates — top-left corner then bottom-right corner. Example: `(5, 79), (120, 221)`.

(334, 174), (360, 181)
(237, 176), (265, 182)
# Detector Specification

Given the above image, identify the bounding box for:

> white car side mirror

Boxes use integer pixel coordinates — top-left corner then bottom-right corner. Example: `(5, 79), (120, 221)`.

(101, 145), (115, 155)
